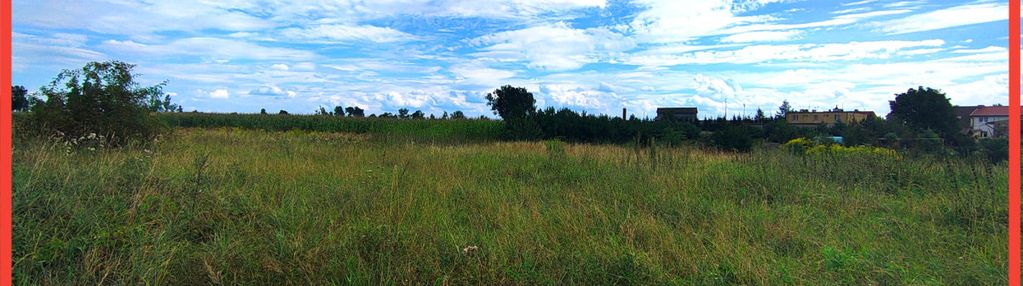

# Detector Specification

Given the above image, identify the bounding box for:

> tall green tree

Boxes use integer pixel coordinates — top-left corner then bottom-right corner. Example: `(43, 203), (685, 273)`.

(12, 85), (30, 111)
(888, 86), (957, 136)
(30, 61), (168, 144)
(345, 106), (365, 117)
(776, 100), (792, 119)
(334, 106), (345, 117)
(485, 85), (536, 121)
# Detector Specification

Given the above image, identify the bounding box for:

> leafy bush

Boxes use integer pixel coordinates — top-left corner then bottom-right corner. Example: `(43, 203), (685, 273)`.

(712, 125), (753, 152)
(978, 138), (1009, 163)
(28, 61), (170, 145)
(784, 137), (899, 159)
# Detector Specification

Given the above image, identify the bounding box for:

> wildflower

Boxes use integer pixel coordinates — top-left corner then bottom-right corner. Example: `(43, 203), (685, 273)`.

(87, 133), (97, 140)
(462, 245), (479, 255)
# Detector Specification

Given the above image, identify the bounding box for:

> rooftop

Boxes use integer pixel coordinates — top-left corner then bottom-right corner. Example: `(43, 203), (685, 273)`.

(970, 106), (1009, 117)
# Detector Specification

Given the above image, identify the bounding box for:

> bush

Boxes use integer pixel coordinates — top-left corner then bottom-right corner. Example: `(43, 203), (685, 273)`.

(712, 125), (753, 152)
(29, 61), (169, 145)
(979, 138), (1009, 163)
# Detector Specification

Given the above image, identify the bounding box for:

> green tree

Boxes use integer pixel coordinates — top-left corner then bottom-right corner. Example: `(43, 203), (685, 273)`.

(30, 61), (167, 145)
(260, 108), (267, 115)
(776, 100), (792, 119)
(451, 110), (466, 119)
(12, 85), (30, 111)
(411, 110), (425, 119)
(398, 108), (410, 119)
(485, 85), (536, 121)
(888, 87), (957, 136)
(345, 106), (365, 117)
(334, 106), (345, 117)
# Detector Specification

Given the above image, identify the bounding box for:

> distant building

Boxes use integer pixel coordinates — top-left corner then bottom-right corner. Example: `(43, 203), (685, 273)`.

(969, 106), (1009, 138)
(655, 107), (698, 122)
(954, 105), (982, 134)
(785, 108), (875, 127)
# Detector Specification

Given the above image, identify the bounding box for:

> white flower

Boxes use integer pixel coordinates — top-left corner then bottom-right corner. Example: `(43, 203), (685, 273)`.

(462, 245), (479, 255)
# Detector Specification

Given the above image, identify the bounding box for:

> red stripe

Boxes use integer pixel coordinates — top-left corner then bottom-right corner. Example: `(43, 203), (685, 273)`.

(1, 0), (13, 284)
(1009, 0), (1021, 284)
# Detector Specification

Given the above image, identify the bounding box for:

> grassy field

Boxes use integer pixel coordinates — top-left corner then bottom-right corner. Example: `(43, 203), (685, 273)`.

(13, 127), (1008, 285)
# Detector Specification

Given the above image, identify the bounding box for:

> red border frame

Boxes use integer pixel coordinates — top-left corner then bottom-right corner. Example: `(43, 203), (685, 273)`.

(0, 0), (1019, 285)
(1010, 0), (1021, 284)
(2, 0), (12, 284)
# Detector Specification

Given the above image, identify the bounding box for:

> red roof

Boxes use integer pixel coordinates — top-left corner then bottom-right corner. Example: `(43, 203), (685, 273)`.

(970, 106), (1009, 117)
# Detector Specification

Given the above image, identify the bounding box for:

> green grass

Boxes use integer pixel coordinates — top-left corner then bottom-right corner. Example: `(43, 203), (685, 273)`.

(13, 128), (1008, 285)
(155, 112), (504, 144)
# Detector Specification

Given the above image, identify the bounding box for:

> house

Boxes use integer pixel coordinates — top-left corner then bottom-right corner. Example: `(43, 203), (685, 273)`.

(785, 108), (875, 127)
(954, 105), (982, 134)
(655, 107), (698, 122)
(969, 106), (1009, 138)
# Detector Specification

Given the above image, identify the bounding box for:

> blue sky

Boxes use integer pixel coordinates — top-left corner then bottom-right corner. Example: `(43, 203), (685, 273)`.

(11, 0), (1011, 118)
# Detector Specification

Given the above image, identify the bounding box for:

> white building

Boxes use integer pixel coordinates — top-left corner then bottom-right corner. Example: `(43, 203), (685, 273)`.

(969, 106), (1009, 138)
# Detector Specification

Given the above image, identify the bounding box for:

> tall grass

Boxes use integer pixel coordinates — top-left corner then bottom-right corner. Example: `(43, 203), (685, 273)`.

(156, 113), (503, 144)
(13, 128), (1007, 285)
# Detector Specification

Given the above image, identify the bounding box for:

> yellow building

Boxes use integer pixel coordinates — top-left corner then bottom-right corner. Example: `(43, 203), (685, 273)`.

(785, 108), (875, 127)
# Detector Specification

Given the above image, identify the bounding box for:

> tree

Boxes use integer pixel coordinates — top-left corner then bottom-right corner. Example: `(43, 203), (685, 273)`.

(451, 110), (466, 119)
(12, 85), (30, 112)
(146, 93), (180, 112)
(754, 108), (765, 122)
(279, 110), (289, 115)
(398, 108), (410, 119)
(345, 106), (365, 117)
(411, 110), (424, 119)
(485, 85), (536, 121)
(776, 100), (792, 119)
(888, 86), (957, 137)
(260, 108), (268, 115)
(317, 106), (330, 115)
(29, 61), (168, 144)
(442, 111), (449, 119)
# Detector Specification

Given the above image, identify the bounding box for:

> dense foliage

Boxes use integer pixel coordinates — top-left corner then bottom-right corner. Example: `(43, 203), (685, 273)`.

(26, 61), (172, 145)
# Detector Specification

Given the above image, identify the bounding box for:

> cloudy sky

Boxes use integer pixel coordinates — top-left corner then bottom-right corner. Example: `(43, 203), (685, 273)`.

(11, 0), (1010, 118)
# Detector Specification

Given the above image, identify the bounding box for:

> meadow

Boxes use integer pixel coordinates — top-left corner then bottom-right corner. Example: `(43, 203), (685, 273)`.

(12, 126), (1008, 285)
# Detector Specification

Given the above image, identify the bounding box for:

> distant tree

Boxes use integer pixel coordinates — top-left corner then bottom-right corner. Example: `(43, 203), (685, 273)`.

(279, 110), (289, 115)
(429, 114), (436, 120)
(888, 86), (957, 137)
(754, 108), (765, 122)
(379, 112), (395, 118)
(485, 85), (536, 121)
(260, 108), (268, 115)
(317, 106), (329, 115)
(776, 100), (792, 119)
(411, 110), (425, 119)
(334, 106), (345, 117)
(442, 111), (449, 119)
(12, 85), (30, 112)
(398, 108), (410, 119)
(451, 110), (466, 119)
(345, 106), (365, 117)
(146, 93), (180, 113)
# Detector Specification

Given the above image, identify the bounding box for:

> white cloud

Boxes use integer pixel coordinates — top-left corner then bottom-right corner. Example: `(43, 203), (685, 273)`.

(101, 38), (317, 61)
(720, 30), (801, 43)
(877, 2), (1007, 34)
(279, 24), (414, 43)
(471, 22), (634, 71)
(271, 64), (290, 71)
(625, 39), (946, 66)
(209, 89), (230, 99)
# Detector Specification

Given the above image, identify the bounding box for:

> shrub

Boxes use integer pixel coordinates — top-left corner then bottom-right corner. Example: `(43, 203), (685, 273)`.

(979, 138), (1009, 163)
(712, 125), (753, 152)
(29, 61), (169, 146)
